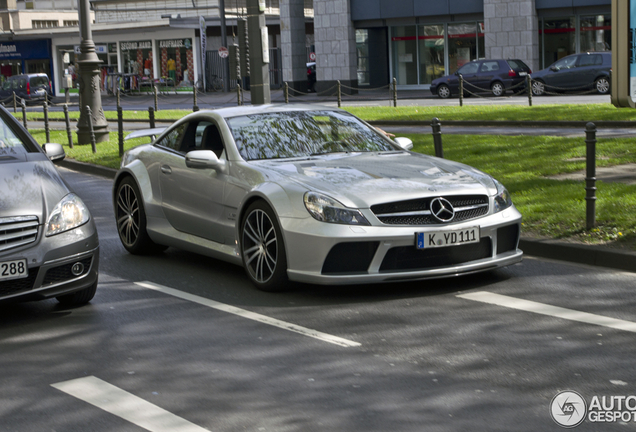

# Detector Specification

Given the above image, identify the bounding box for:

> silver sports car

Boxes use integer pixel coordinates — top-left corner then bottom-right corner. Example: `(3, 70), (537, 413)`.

(0, 104), (99, 305)
(113, 105), (522, 291)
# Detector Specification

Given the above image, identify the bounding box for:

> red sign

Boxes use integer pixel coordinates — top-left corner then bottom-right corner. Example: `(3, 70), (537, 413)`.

(218, 46), (228, 58)
(309, 52), (316, 61)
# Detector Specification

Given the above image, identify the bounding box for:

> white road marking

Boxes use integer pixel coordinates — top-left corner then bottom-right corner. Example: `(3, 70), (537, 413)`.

(458, 291), (636, 333)
(51, 376), (208, 432)
(135, 281), (361, 348)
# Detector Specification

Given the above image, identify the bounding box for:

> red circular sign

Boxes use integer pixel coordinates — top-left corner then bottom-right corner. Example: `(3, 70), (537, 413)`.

(218, 46), (229, 58)
(309, 52), (316, 61)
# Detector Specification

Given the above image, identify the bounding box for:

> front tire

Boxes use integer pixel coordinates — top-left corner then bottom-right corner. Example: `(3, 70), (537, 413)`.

(115, 176), (167, 255)
(437, 84), (451, 99)
(240, 201), (289, 292)
(56, 280), (97, 306)
(491, 81), (504, 96)
(531, 80), (545, 96)
(595, 77), (610, 94)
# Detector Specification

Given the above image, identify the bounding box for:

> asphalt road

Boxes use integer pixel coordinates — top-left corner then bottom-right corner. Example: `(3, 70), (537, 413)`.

(1, 167), (636, 431)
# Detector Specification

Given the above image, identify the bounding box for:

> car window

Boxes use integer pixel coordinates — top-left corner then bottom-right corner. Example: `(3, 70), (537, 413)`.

(457, 62), (479, 74)
(480, 61), (500, 72)
(155, 123), (186, 152)
(0, 115), (29, 156)
(180, 120), (226, 158)
(227, 110), (397, 161)
(11, 79), (18, 90)
(2, 80), (10, 90)
(30, 76), (49, 87)
(18, 78), (26, 89)
(552, 56), (577, 71)
(507, 59), (529, 71)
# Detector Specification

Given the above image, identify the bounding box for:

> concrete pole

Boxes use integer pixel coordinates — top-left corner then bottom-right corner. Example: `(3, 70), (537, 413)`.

(219, 0), (230, 92)
(247, 0), (270, 104)
(76, 0), (109, 144)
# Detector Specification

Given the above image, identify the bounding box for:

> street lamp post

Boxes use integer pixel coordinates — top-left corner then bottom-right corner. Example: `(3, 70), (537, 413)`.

(76, 0), (109, 144)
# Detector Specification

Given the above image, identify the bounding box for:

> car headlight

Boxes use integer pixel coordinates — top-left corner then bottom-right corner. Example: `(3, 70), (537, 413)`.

(304, 192), (370, 226)
(493, 179), (513, 213)
(46, 193), (91, 236)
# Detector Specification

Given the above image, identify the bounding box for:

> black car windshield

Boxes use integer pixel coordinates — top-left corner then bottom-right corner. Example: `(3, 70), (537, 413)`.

(227, 110), (397, 161)
(0, 115), (28, 157)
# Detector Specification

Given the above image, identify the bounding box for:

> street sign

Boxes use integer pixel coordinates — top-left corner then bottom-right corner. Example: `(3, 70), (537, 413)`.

(218, 46), (229, 58)
(309, 52), (316, 61)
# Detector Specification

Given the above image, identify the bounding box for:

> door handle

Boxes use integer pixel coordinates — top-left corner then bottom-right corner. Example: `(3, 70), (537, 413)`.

(161, 165), (172, 174)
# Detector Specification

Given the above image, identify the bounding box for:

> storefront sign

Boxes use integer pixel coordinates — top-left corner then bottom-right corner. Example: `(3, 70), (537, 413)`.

(108, 43), (117, 53)
(159, 39), (192, 49)
(0, 39), (50, 60)
(120, 41), (152, 51)
(74, 45), (108, 54)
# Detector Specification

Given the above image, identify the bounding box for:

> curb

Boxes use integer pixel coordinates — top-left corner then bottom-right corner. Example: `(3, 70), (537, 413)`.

(58, 158), (636, 275)
(368, 120), (636, 128)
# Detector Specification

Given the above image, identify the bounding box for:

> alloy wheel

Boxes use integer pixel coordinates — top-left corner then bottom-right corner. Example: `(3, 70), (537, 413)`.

(242, 208), (278, 284)
(491, 82), (504, 96)
(117, 183), (140, 248)
(596, 77), (610, 94)
(531, 81), (545, 96)
(437, 85), (451, 99)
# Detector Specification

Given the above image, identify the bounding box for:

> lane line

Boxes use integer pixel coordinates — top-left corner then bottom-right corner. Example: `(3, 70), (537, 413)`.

(51, 376), (208, 432)
(135, 281), (361, 348)
(458, 291), (636, 333)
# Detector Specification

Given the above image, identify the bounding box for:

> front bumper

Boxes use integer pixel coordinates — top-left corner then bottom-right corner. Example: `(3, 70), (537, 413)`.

(282, 206), (522, 285)
(0, 221), (99, 303)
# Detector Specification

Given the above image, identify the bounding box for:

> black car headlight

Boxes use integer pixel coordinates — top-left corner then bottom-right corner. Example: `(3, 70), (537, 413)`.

(304, 192), (370, 226)
(46, 193), (91, 236)
(493, 179), (513, 213)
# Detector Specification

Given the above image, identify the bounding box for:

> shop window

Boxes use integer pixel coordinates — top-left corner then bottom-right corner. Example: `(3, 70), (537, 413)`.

(418, 24), (444, 85)
(580, 15), (610, 53)
(448, 23), (480, 75)
(391, 26), (417, 85)
(356, 29), (370, 86)
(541, 17), (575, 68)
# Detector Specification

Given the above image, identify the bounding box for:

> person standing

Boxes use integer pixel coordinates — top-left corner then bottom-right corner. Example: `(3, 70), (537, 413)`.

(144, 58), (152, 76)
(167, 57), (176, 83)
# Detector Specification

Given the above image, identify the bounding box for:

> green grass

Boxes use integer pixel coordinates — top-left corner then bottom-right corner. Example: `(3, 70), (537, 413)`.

(14, 103), (636, 123)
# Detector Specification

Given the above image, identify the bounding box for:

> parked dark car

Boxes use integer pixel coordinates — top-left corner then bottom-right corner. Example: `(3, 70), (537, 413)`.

(307, 62), (316, 92)
(0, 103), (99, 305)
(430, 59), (531, 98)
(530, 52), (611, 96)
(0, 73), (52, 105)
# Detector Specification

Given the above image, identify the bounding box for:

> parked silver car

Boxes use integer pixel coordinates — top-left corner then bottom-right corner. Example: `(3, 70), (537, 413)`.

(113, 105), (522, 291)
(0, 104), (99, 305)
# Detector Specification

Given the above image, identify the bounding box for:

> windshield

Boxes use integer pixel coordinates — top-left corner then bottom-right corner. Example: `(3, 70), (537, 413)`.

(226, 110), (397, 161)
(0, 115), (28, 157)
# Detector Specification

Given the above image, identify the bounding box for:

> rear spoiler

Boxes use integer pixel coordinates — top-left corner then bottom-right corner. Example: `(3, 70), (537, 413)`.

(125, 127), (167, 141)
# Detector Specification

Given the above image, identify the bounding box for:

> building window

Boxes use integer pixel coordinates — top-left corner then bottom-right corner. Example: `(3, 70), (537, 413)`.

(32, 20), (59, 29)
(356, 29), (370, 86)
(448, 23), (483, 75)
(391, 26), (418, 85)
(541, 18), (575, 68)
(580, 15), (611, 53)
(418, 24), (445, 85)
(63, 20), (79, 27)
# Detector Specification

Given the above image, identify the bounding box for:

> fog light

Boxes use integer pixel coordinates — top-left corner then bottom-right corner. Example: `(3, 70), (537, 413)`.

(71, 262), (84, 276)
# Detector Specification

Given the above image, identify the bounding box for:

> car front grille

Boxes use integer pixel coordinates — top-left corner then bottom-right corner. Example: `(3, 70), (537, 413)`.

(0, 216), (39, 253)
(42, 257), (93, 285)
(0, 267), (39, 297)
(379, 238), (492, 272)
(371, 195), (489, 225)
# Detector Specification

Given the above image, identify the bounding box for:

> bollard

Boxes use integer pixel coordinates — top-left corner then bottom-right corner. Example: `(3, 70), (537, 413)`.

(85, 105), (96, 154)
(459, 74), (464, 107)
(117, 106), (124, 157)
(585, 122), (597, 230)
(237, 83), (242, 106)
(431, 118), (444, 158)
(21, 99), (27, 129)
(117, 88), (121, 109)
(284, 82), (289, 104)
(337, 80), (342, 108)
(193, 85), (199, 112)
(526, 75), (533, 107)
(148, 106), (155, 129)
(393, 77), (397, 107)
(154, 85), (158, 112)
(43, 100), (50, 142)
(12, 91), (16, 113)
(63, 104), (73, 149)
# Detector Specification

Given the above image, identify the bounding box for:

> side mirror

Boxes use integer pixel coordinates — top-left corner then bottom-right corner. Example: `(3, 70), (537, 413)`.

(42, 143), (65, 162)
(185, 150), (226, 171)
(393, 137), (413, 151)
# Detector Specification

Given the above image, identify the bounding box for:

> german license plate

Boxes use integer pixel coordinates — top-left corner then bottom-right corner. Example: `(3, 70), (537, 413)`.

(416, 227), (480, 249)
(0, 259), (28, 281)
(519, 72), (528, 76)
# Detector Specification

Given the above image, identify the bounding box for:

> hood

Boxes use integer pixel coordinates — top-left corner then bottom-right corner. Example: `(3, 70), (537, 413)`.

(0, 157), (69, 223)
(254, 152), (497, 208)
